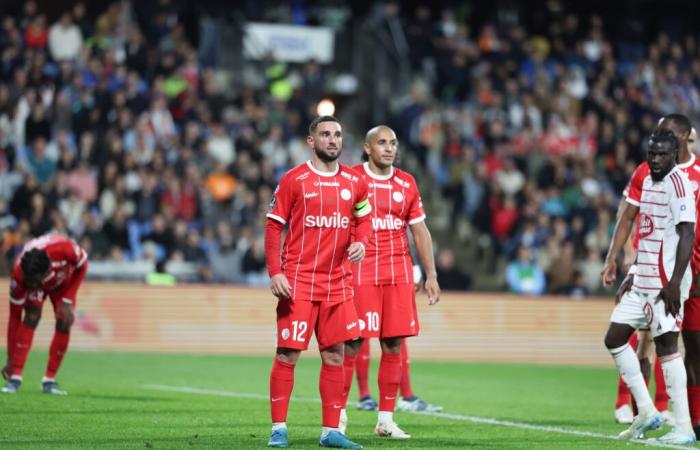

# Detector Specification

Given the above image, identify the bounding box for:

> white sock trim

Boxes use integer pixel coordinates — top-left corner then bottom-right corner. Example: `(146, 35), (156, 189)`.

(271, 422), (287, 431)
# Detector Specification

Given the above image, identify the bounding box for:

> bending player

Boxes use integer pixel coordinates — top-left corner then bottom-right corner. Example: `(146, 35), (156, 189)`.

(603, 129), (696, 445)
(2, 233), (88, 395)
(340, 125), (440, 439)
(265, 115), (372, 449)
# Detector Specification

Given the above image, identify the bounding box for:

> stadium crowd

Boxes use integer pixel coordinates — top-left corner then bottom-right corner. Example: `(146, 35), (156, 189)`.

(0, 1), (698, 294)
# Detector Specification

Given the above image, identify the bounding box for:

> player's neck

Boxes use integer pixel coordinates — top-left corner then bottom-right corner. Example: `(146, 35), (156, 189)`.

(309, 157), (338, 175)
(367, 161), (392, 177)
(679, 150), (693, 165)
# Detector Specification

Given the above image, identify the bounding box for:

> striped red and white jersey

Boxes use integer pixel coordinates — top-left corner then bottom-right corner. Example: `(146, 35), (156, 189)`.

(266, 161), (371, 302)
(10, 233), (88, 305)
(624, 166), (696, 295)
(352, 163), (426, 286)
(625, 155), (700, 274)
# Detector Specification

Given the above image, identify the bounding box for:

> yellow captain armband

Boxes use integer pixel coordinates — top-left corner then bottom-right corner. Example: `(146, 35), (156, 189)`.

(353, 198), (371, 217)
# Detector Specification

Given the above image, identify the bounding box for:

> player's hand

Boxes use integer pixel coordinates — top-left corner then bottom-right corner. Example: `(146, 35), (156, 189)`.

(601, 259), (617, 287)
(657, 281), (681, 317)
(424, 276), (440, 305)
(615, 274), (634, 304)
(270, 274), (291, 299)
(1, 360), (11, 381)
(347, 242), (365, 264)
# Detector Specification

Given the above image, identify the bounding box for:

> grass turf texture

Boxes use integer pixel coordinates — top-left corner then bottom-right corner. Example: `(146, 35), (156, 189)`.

(0, 351), (690, 449)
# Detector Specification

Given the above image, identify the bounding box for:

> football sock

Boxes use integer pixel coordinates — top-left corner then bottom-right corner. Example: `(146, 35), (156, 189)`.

(399, 339), (414, 398)
(342, 352), (357, 408)
(654, 356), (669, 411)
(45, 331), (70, 379)
(660, 353), (692, 432)
(609, 343), (654, 412)
(356, 340), (371, 399)
(616, 375), (631, 408)
(378, 352), (402, 412)
(270, 359), (295, 423)
(11, 323), (35, 378)
(688, 386), (700, 428)
(378, 411), (393, 424)
(320, 363), (344, 428)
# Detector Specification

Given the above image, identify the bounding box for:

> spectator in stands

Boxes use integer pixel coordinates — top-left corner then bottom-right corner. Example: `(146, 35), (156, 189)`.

(506, 246), (546, 296)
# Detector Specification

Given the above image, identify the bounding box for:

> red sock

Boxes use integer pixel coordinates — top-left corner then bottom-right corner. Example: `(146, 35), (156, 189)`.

(356, 340), (371, 399)
(270, 359), (295, 423)
(319, 363), (344, 427)
(616, 375), (631, 408)
(378, 352), (402, 412)
(653, 357), (669, 411)
(399, 339), (414, 398)
(342, 353), (357, 408)
(689, 386), (700, 428)
(45, 331), (70, 379)
(11, 323), (35, 378)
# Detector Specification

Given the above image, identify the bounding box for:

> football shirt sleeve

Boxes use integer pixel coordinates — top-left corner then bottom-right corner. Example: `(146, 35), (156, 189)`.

(407, 181), (426, 225)
(353, 179), (372, 247)
(267, 173), (295, 224)
(625, 164), (645, 206)
(670, 172), (696, 225)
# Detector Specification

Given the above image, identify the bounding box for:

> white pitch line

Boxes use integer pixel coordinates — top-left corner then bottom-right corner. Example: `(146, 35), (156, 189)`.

(141, 384), (690, 449)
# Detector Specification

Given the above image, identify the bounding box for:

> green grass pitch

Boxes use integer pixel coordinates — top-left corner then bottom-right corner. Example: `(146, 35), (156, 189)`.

(0, 351), (692, 449)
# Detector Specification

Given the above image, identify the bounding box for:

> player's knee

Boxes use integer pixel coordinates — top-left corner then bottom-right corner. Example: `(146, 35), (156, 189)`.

(380, 337), (402, 354)
(23, 312), (41, 328)
(275, 348), (300, 365)
(654, 332), (679, 357)
(56, 317), (73, 333)
(344, 338), (363, 356)
(604, 331), (625, 350)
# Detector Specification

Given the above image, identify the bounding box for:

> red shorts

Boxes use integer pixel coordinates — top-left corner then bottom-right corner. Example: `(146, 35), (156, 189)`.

(684, 296), (700, 331)
(353, 283), (419, 339)
(276, 299), (360, 350)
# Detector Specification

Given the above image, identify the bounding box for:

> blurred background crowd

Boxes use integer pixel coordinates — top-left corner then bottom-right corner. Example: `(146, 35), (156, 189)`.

(0, 0), (698, 296)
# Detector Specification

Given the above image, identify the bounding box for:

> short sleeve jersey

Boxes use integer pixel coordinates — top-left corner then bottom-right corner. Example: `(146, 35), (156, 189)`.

(625, 166), (696, 295)
(10, 233), (88, 305)
(267, 161), (371, 302)
(352, 163), (426, 286)
(625, 156), (700, 275)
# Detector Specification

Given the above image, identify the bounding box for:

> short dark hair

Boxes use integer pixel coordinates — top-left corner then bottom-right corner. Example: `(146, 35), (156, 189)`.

(649, 129), (678, 150)
(308, 115), (339, 135)
(664, 113), (692, 135)
(20, 248), (50, 278)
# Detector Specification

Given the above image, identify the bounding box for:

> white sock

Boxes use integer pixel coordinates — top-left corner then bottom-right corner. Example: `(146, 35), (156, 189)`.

(609, 344), (654, 412)
(41, 377), (55, 383)
(378, 411), (393, 424)
(321, 426), (338, 437)
(10, 375), (22, 382)
(271, 422), (286, 432)
(340, 408), (347, 420)
(660, 353), (692, 432)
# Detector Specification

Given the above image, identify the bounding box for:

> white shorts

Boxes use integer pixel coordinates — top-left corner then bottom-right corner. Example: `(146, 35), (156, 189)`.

(610, 289), (686, 338)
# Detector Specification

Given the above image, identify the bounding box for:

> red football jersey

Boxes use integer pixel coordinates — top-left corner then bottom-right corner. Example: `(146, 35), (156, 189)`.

(266, 161), (371, 302)
(10, 233), (88, 305)
(353, 163), (426, 286)
(625, 156), (700, 274)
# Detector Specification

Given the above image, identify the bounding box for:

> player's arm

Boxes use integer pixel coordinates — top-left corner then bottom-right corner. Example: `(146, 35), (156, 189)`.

(266, 175), (294, 299)
(659, 221), (694, 317)
(618, 200), (637, 273)
(602, 200), (639, 287)
(348, 183), (372, 264)
(410, 220), (440, 305)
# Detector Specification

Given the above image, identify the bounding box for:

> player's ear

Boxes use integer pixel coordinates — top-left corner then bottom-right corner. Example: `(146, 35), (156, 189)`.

(307, 135), (314, 146)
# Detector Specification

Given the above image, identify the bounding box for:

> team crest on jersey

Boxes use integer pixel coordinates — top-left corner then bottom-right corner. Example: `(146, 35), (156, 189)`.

(340, 189), (352, 200)
(638, 213), (654, 239)
(392, 191), (404, 202)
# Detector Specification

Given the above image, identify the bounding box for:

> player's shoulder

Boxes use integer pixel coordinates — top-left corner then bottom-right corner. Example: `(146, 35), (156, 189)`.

(632, 161), (650, 177)
(338, 164), (363, 184)
(392, 167), (417, 189)
(283, 162), (314, 182)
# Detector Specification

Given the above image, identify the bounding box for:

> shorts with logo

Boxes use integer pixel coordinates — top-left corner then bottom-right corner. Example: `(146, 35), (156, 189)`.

(276, 298), (360, 350)
(353, 283), (419, 339)
(611, 289), (687, 338)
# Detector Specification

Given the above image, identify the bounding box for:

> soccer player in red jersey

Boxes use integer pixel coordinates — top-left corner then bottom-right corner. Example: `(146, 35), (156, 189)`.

(603, 129), (696, 444)
(339, 125), (440, 439)
(2, 233), (88, 395)
(608, 115), (700, 436)
(265, 116), (372, 449)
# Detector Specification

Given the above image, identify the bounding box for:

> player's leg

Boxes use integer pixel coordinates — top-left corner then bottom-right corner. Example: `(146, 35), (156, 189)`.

(654, 330), (695, 444)
(614, 332), (637, 423)
(41, 297), (75, 395)
(606, 290), (663, 440)
(396, 339), (443, 413)
(632, 330), (655, 416)
(374, 284), (417, 439)
(682, 296), (700, 438)
(317, 301), (362, 449)
(268, 299), (314, 448)
(2, 302), (42, 393)
(340, 338), (363, 433)
(355, 339), (375, 410)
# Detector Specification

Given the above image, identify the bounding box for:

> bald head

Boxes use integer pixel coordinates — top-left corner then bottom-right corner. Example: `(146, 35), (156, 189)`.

(362, 125), (398, 169)
(365, 125), (395, 144)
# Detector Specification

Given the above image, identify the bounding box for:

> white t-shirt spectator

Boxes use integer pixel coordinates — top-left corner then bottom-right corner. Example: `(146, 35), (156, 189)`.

(48, 21), (83, 62)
